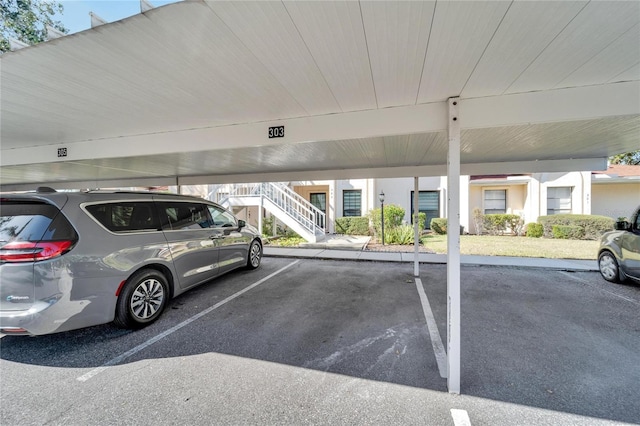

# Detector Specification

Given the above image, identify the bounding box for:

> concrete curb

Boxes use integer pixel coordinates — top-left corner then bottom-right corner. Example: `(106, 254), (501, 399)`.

(263, 247), (599, 272)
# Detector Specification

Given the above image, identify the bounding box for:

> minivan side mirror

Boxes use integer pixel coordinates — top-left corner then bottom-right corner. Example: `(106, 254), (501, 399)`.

(238, 219), (246, 229)
(614, 221), (631, 231)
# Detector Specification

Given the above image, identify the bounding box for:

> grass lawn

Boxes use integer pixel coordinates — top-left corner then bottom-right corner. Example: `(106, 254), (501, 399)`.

(422, 234), (599, 260)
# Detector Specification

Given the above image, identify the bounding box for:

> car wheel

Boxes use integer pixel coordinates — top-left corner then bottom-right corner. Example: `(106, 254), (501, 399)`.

(598, 251), (621, 283)
(114, 269), (169, 329)
(246, 240), (262, 270)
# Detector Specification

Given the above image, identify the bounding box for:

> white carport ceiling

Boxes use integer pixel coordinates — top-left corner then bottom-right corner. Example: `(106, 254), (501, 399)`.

(1, 0), (639, 190)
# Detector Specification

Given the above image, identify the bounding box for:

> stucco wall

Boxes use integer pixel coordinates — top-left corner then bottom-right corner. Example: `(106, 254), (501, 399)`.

(468, 184), (527, 234)
(375, 177), (445, 223)
(591, 183), (640, 219)
(537, 172), (591, 216)
(373, 176), (470, 231)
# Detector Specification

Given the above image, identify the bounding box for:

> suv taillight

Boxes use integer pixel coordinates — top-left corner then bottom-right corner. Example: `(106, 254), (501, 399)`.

(0, 240), (74, 263)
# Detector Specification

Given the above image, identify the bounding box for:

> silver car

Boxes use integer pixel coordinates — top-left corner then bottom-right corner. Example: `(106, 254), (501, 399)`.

(598, 205), (640, 284)
(0, 188), (262, 335)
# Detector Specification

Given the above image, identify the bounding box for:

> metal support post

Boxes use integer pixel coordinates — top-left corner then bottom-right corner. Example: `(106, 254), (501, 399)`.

(414, 177), (420, 277)
(379, 190), (385, 245)
(258, 195), (264, 238)
(447, 97), (461, 394)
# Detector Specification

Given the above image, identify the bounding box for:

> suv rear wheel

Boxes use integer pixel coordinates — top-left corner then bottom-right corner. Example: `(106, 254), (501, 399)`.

(598, 251), (621, 283)
(114, 269), (169, 329)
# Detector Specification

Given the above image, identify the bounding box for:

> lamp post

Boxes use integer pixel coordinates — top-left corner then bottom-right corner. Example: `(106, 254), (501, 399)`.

(379, 190), (385, 245)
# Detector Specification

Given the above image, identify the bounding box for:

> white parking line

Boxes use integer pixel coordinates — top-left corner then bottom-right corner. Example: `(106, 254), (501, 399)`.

(559, 271), (640, 306)
(77, 260), (300, 382)
(451, 409), (472, 426)
(415, 278), (447, 378)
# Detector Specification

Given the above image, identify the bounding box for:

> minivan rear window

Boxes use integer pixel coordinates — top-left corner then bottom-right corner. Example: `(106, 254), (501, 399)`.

(0, 201), (75, 244)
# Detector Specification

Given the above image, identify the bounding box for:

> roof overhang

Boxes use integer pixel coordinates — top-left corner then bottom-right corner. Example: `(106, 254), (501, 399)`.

(1, 0), (639, 191)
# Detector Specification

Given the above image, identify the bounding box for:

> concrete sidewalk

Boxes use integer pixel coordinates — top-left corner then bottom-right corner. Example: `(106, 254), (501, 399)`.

(263, 246), (598, 272)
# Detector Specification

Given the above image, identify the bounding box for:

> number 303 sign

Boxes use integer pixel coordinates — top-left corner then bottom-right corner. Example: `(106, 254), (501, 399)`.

(268, 126), (284, 138)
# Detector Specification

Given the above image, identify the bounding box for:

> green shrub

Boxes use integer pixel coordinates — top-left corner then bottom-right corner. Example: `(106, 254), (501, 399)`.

(262, 215), (275, 237)
(416, 212), (427, 230)
(525, 222), (544, 238)
(538, 214), (614, 240)
(429, 218), (465, 235)
(431, 218), (448, 235)
(335, 216), (370, 235)
(368, 204), (405, 239)
(386, 225), (415, 245)
(552, 225), (584, 240)
(472, 207), (484, 235)
(482, 214), (524, 235)
(506, 215), (525, 236)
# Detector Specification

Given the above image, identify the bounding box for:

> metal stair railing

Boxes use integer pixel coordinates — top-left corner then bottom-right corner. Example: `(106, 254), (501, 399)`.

(208, 183), (261, 207)
(260, 182), (326, 235)
(209, 182), (326, 236)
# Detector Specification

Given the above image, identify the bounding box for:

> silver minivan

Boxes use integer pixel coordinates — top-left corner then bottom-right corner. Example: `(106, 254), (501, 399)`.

(0, 188), (262, 335)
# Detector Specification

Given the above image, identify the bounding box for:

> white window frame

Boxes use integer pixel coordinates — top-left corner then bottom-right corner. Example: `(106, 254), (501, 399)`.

(547, 186), (573, 215)
(483, 188), (507, 214)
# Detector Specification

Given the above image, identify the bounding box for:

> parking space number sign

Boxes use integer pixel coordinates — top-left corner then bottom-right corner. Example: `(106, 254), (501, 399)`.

(268, 126), (284, 138)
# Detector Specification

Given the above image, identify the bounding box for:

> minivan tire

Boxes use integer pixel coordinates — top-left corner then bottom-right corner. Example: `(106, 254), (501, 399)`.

(114, 269), (169, 329)
(246, 240), (262, 270)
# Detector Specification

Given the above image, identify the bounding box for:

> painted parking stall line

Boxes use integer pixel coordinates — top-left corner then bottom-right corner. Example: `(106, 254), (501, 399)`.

(559, 271), (640, 306)
(77, 260), (300, 382)
(451, 409), (472, 426)
(415, 278), (447, 378)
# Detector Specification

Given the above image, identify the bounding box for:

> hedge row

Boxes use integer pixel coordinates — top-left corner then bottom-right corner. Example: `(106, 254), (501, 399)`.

(537, 214), (614, 240)
(335, 216), (370, 236)
(483, 214), (525, 235)
(552, 225), (584, 239)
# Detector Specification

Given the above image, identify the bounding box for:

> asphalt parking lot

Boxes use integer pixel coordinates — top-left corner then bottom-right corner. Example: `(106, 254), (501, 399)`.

(1, 257), (639, 425)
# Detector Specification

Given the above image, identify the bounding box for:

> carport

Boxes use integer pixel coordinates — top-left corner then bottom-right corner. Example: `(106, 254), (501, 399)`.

(1, 0), (639, 394)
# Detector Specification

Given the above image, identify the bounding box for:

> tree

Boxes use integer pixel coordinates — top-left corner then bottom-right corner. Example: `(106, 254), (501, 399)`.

(0, 0), (67, 53)
(609, 151), (640, 166)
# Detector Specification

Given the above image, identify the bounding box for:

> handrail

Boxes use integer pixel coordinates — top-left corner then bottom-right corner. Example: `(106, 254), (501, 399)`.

(270, 182), (326, 229)
(210, 182), (326, 235)
(260, 183), (326, 234)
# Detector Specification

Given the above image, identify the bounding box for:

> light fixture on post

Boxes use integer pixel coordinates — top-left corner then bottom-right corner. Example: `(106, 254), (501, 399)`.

(379, 190), (385, 245)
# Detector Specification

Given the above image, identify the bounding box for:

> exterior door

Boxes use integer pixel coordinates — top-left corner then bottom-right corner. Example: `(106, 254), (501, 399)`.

(310, 192), (326, 228)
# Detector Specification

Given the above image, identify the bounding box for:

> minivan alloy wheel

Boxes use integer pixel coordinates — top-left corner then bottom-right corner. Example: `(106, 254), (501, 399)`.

(115, 269), (169, 329)
(246, 240), (262, 270)
(131, 278), (165, 320)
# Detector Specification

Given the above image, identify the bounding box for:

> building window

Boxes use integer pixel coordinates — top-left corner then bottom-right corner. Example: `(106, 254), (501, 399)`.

(484, 189), (506, 214)
(343, 190), (362, 217)
(410, 191), (440, 229)
(547, 187), (572, 215)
